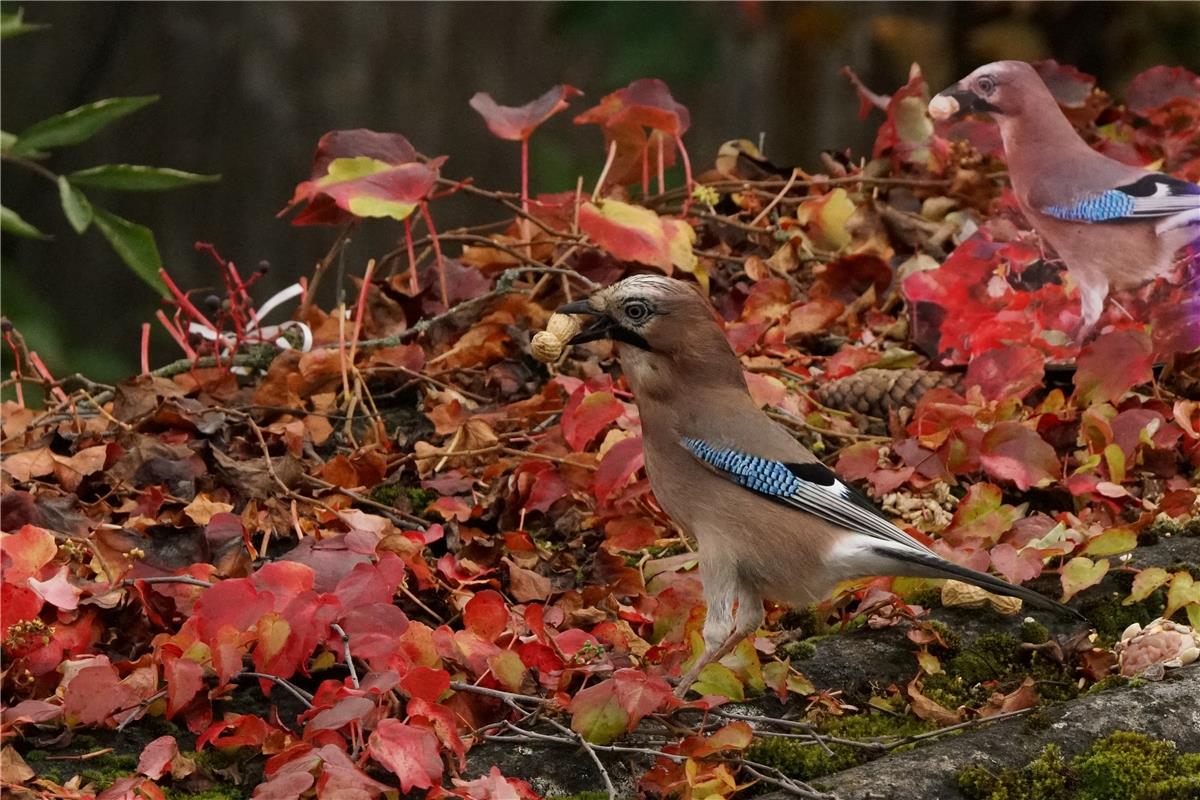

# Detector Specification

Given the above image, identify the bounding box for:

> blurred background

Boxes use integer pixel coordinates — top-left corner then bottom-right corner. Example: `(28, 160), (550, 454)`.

(3, 1), (1198, 384)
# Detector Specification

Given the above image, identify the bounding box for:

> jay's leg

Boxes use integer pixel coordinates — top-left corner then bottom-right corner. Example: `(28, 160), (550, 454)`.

(675, 576), (763, 697)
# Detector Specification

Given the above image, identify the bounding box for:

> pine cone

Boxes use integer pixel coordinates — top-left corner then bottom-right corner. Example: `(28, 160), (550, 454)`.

(816, 368), (962, 419)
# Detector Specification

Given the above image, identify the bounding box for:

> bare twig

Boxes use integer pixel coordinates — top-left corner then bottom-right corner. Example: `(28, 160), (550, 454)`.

(122, 575), (214, 589)
(238, 672), (314, 707)
(330, 622), (359, 688)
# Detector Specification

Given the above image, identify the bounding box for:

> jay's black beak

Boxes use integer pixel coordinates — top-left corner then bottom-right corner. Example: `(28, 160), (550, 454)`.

(556, 299), (613, 345)
(555, 298), (653, 351)
(928, 88), (1000, 121)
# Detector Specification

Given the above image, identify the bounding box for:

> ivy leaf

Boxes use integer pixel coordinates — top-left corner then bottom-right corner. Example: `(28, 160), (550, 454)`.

(67, 164), (220, 191)
(1164, 572), (1200, 620)
(593, 435), (644, 504)
(693, 662), (744, 701)
(1060, 556), (1109, 602)
(367, 719), (444, 793)
(1082, 527), (1138, 557)
(11, 96), (158, 155)
(91, 206), (166, 295)
(1074, 330), (1153, 406)
(463, 590), (509, 642)
(578, 200), (673, 270)
(284, 129), (443, 226)
(561, 385), (624, 452)
(1, 204), (49, 239)
(1124, 567), (1171, 605)
(611, 668), (674, 729)
(57, 177), (93, 234)
(979, 422), (1059, 491)
(568, 679), (630, 745)
(469, 85), (582, 141)
(965, 346), (1046, 401)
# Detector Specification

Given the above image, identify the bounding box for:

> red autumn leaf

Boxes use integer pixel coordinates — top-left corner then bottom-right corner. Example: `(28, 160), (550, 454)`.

(198, 713), (275, 750)
(336, 603), (410, 666)
(989, 543), (1044, 584)
(0, 583), (42, 629)
(367, 719), (444, 793)
(567, 678), (629, 745)
(163, 649), (205, 717)
(1074, 329), (1154, 405)
(63, 663), (138, 725)
(942, 483), (1021, 545)
(514, 461), (568, 513)
(578, 200), (674, 270)
(27, 565), (82, 611)
(406, 697), (467, 769)
(314, 744), (390, 799)
(1125, 65), (1200, 116)
(980, 422), (1060, 491)
(611, 668), (674, 729)
(469, 85), (582, 141)
(307, 696), (375, 732)
(575, 78), (690, 187)
(1, 524), (58, 583)
(194, 578), (273, 641)
(603, 516), (661, 551)
(561, 385), (625, 452)
(464, 589), (509, 642)
(965, 345), (1045, 401)
(283, 129), (443, 226)
(137, 735), (180, 780)
(594, 435), (645, 503)
(400, 666), (450, 703)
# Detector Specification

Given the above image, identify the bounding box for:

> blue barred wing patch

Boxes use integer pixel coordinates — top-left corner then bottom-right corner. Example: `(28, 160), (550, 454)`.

(1045, 190), (1134, 222)
(681, 437), (929, 554)
(681, 438), (802, 497)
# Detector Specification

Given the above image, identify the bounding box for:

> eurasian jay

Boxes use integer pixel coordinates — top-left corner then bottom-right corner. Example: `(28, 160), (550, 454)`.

(558, 275), (1083, 695)
(928, 60), (1199, 335)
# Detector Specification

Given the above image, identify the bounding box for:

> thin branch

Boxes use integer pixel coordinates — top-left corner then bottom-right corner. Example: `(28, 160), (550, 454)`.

(237, 672), (314, 707)
(330, 622), (359, 688)
(122, 575), (214, 589)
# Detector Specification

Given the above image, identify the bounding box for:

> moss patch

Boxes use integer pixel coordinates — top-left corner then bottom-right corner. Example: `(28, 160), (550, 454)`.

(747, 712), (937, 780)
(956, 731), (1200, 800)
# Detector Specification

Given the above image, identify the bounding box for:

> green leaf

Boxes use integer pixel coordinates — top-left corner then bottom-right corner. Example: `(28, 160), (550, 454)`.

(567, 679), (629, 745)
(1124, 567), (1171, 605)
(1, 205), (49, 239)
(1082, 527), (1137, 557)
(90, 207), (166, 295)
(1060, 556), (1109, 603)
(67, 164), (220, 191)
(0, 8), (48, 39)
(693, 662), (745, 701)
(11, 96), (159, 155)
(0, 130), (16, 152)
(57, 177), (93, 234)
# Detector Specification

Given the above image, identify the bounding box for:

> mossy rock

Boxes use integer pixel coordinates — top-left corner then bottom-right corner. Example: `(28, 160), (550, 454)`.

(747, 711), (937, 781)
(956, 731), (1200, 800)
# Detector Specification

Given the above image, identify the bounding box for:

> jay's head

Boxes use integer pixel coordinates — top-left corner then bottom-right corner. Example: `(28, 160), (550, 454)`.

(928, 61), (1047, 122)
(558, 274), (713, 354)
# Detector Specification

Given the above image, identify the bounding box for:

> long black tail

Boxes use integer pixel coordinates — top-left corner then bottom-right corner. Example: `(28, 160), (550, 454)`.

(886, 547), (1088, 622)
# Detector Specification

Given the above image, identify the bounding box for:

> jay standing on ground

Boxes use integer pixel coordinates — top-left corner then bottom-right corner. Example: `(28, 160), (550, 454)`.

(559, 275), (1082, 695)
(928, 60), (1199, 335)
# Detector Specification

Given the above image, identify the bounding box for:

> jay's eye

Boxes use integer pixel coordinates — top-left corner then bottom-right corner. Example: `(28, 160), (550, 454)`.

(623, 300), (651, 322)
(977, 75), (996, 94)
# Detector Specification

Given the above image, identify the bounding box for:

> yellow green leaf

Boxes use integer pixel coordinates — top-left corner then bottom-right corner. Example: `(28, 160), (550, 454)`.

(1060, 557), (1109, 603)
(1165, 572), (1200, 620)
(1082, 527), (1137, 557)
(1124, 567), (1170, 605)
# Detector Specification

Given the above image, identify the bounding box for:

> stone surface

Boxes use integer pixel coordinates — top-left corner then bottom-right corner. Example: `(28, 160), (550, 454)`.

(760, 666), (1200, 800)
